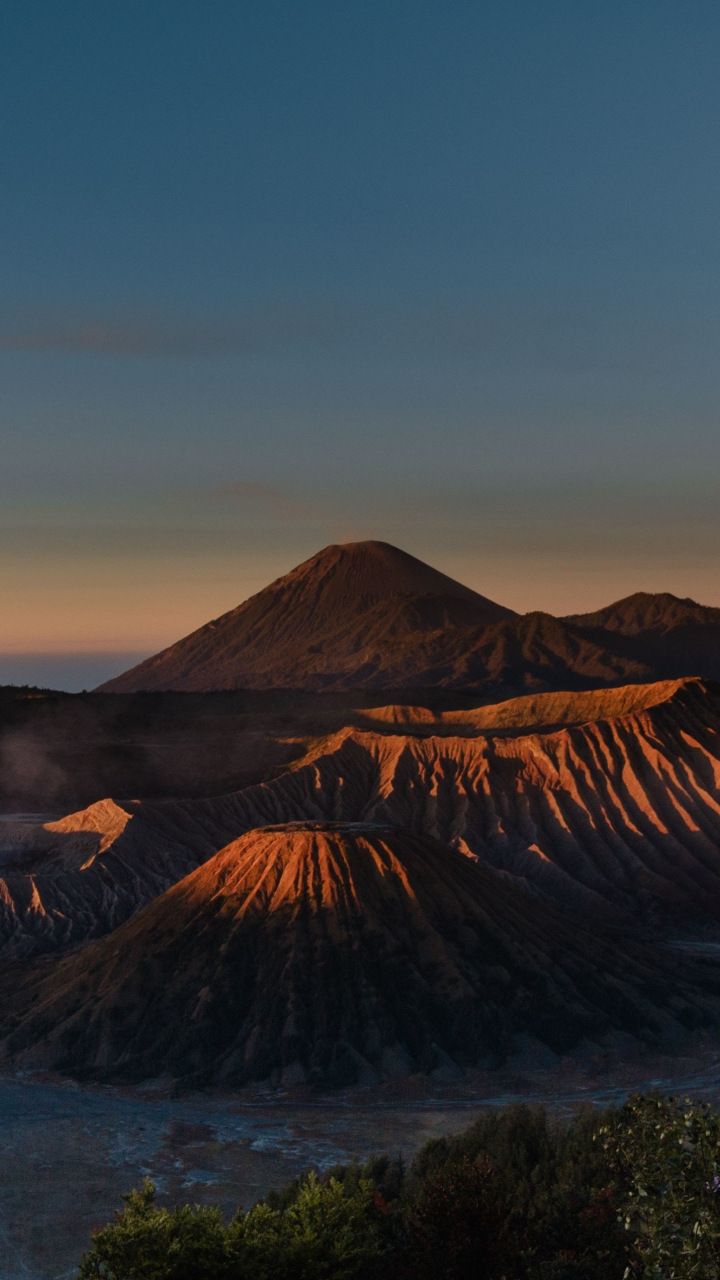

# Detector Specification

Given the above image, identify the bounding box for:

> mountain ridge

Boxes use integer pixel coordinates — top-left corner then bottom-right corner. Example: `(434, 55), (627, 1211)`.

(564, 590), (720, 633)
(2, 677), (720, 960)
(99, 541), (720, 694)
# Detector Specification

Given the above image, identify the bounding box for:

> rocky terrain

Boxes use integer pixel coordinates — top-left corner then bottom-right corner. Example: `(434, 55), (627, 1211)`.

(1, 542), (720, 1090)
(3, 821), (717, 1087)
(0, 799), (203, 957)
(2, 676), (719, 964)
(99, 541), (720, 694)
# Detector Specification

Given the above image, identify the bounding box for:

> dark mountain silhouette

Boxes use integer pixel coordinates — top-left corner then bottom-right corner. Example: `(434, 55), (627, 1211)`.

(98, 543), (720, 694)
(565, 591), (720, 635)
(2, 820), (714, 1087)
(99, 541), (514, 693)
(564, 591), (720, 683)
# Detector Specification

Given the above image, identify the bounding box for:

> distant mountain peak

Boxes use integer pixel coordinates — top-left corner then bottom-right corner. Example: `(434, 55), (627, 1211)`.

(607, 590), (700, 608)
(267, 539), (501, 604)
(97, 541), (720, 694)
(98, 541), (515, 692)
(566, 590), (719, 635)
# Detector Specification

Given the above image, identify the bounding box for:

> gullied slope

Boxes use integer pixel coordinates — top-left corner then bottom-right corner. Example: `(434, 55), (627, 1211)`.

(276, 678), (720, 920)
(2, 823), (713, 1087)
(2, 679), (719, 959)
(0, 800), (212, 957)
(358, 678), (687, 735)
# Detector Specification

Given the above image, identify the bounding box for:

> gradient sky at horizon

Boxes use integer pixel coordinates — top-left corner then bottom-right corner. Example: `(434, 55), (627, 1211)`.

(3, 1), (720, 689)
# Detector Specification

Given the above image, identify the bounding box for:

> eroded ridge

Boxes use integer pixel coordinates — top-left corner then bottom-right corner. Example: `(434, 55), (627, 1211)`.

(2, 821), (715, 1088)
(1, 678), (719, 958)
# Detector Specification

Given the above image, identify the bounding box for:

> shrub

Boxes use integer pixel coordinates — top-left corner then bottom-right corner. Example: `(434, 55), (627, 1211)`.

(78, 1096), (720, 1280)
(601, 1094), (720, 1279)
(77, 1179), (230, 1280)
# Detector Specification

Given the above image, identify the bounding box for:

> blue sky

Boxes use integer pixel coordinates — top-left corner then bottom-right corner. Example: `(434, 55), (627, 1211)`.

(2, 1), (719, 686)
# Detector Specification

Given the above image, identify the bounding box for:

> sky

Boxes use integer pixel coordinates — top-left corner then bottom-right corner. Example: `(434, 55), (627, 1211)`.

(2, 1), (720, 689)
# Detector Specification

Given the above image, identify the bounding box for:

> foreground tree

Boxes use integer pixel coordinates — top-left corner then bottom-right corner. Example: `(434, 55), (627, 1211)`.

(78, 1097), (720, 1280)
(601, 1094), (720, 1279)
(78, 1171), (390, 1280)
(399, 1153), (522, 1279)
(77, 1179), (230, 1279)
(228, 1171), (390, 1279)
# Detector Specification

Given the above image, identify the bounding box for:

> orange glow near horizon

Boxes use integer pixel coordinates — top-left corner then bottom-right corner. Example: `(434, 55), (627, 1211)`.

(2, 539), (719, 656)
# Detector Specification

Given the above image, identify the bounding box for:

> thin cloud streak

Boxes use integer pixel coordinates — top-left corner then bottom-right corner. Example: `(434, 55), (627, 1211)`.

(0, 297), (713, 375)
(0, 305), (358, 359)
(206, 480), (318, 521)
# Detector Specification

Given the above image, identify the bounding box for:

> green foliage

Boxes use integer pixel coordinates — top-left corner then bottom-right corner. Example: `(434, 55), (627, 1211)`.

(600, 1093), (720, 1279)
(79, 1171), (389, 1280)
(401, 1152), (521, 1278)
(77, 1179), (230, 1279)
(78, 1096), (720, 1280)
(400, 1105), (627, 1280)
(228, 1171), (390, 1279)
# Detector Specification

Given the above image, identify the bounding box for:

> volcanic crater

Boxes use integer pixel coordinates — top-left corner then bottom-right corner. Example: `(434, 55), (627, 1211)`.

(3, 542), (720, 1088)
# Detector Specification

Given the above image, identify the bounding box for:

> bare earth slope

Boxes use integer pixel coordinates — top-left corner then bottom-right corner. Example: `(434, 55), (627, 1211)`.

(98, 543), (720, 694)
(0, 799), (209, 957)
(280, 678), (720, 919)
(358, 674), (684, 734)
(2, 822), (715, 1088)
(2, 678), (720, 959)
